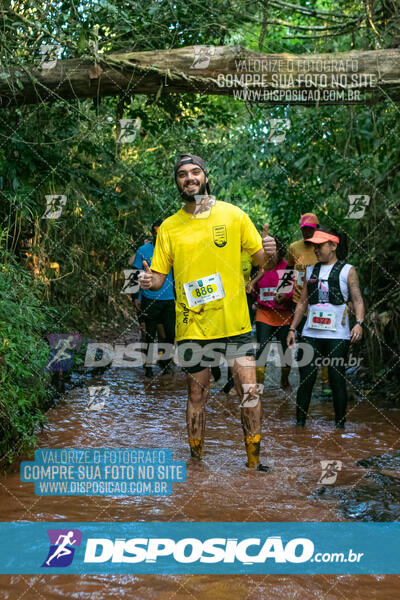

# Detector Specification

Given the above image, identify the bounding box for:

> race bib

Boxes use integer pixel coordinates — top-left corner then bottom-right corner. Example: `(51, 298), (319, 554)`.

(308, 307), (336, 331)
(260, 287), (276, 302)
(183, 272), (225, 308)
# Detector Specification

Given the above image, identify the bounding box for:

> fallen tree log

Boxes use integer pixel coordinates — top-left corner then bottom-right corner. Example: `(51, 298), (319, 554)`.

(1, 45), (399, 108)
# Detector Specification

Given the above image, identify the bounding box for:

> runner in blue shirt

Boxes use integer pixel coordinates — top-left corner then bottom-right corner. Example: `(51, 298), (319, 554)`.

(133, 221), (175, 378)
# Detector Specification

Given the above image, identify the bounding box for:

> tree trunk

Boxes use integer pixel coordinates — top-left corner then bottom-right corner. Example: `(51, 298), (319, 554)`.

(1, 45), (399, 108)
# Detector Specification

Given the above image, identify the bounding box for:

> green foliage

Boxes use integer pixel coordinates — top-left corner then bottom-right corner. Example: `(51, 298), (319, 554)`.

(0, 250), (54, 459)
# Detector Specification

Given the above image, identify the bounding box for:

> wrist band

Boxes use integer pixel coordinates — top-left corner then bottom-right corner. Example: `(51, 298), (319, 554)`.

(289, 328), (296, 332)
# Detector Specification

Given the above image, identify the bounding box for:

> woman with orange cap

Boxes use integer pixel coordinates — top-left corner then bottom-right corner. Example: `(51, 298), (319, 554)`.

(287, 226), (365, 428)
(287, 213), (332, 396)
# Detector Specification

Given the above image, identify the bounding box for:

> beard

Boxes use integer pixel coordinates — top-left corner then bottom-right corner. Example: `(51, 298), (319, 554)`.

(179, 180), (207, 202)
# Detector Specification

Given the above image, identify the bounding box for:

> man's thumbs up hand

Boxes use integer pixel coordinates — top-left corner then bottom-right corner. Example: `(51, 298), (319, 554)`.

(262, 223), (276, 257)
(138, 260), (153, 289)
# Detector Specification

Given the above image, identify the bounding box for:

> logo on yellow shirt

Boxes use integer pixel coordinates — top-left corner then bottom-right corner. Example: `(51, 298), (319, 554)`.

(180, 302), (189, 324)
(213, 225), (227, 248)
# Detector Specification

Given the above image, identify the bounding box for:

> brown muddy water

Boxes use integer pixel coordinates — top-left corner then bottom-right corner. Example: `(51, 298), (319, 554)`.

(1, 334), (400, 599)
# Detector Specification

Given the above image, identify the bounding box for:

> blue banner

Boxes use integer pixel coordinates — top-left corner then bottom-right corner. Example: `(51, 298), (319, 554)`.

(20, 449), (186, 496)
(0, 522), (399, 574)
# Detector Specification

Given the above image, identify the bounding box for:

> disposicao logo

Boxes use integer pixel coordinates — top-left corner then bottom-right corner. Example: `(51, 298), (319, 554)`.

(42, 529), (82, 567)
(83, 536), (314, 564)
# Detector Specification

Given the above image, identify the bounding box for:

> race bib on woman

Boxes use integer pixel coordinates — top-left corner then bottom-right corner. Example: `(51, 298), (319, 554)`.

(308, 307), (336, 331)
(259, 287), (276, 302)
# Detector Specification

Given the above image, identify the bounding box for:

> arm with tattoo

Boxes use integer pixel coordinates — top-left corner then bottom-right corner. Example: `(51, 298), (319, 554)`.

(348, 267), (365, 322)
(348, 267), (365, 342)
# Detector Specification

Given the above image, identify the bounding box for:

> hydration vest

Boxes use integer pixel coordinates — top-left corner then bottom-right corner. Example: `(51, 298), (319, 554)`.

(307, 261), (346, 306)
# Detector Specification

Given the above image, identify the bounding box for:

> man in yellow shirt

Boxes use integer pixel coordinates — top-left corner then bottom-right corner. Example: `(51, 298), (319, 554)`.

(139, 153), (276, 471)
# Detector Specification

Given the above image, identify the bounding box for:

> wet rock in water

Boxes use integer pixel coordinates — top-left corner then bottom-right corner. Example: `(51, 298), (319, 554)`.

(357, 450), (400, 471)
(340, 471), (400, 521)
(313, 452), (400, 521)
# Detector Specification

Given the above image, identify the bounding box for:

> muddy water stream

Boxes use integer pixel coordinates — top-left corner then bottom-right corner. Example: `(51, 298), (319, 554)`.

(1, 333), (400, 599)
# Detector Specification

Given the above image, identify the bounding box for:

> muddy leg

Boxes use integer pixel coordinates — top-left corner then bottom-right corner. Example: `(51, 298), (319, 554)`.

(233, 355), (263, 469)
(186, 368), (209, 459)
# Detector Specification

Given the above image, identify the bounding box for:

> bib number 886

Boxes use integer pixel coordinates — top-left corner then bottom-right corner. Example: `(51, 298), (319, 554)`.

(194, 284), (214, 298)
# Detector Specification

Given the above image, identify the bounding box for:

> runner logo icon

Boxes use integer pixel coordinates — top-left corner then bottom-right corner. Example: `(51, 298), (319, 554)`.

(42, 529), (82, 567)
(318, 460), (342, 485)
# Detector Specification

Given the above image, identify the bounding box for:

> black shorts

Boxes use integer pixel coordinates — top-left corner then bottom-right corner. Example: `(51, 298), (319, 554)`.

(177, 332), (254, 374)
(131, 295), (146, 324)
(139, 297), (176, 339)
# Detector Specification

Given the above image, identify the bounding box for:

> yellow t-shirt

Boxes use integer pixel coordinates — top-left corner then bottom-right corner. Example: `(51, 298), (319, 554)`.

(151, 201), (263, 341)
(241, 251), (253, 285)
(287, 238), (317, 303)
